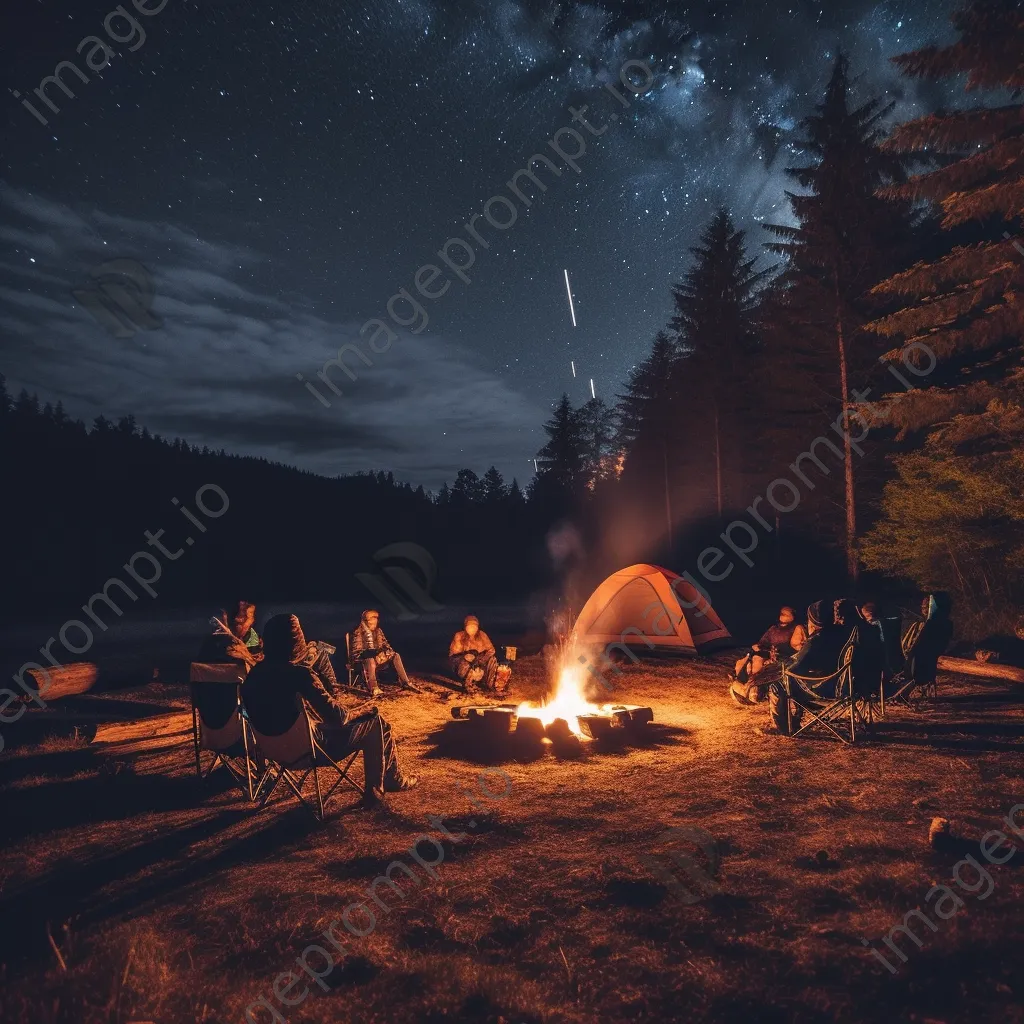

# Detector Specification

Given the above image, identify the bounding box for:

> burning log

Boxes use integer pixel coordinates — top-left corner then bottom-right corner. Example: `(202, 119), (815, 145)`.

(578, 715), (615, 741)
(469, 706), (518, 735)
(611, 705), (654, 728)
(515, 716), (546, 742)
(450, 703), (518, 720)
(544, 717), (583, 755)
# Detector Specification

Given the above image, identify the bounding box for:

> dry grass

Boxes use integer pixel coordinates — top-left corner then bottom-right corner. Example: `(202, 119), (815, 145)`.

(1, 655), (1023, 1024)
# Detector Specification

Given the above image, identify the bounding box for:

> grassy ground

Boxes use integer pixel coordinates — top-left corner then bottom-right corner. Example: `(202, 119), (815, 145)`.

(1, 654), (1022, 1024)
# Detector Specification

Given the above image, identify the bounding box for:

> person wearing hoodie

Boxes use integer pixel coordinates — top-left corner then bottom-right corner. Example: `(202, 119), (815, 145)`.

(242, 613), (417, 807)
(898, 592), (954, 693)
(783, 600), (855, 693)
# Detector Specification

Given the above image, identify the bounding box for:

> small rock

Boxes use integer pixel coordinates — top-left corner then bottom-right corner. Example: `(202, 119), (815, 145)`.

(929, 816), (952, 848)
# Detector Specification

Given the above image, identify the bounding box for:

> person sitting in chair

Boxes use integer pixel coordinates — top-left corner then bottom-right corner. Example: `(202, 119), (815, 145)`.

(204, 600), (343, 700)
(350, 609), (419, 694)
(243, 613), (417, 807)
(766, 600), (852, 732)
(202, 600), (263, 671)
(786, 600), (858, 684)
(890, 592), (953, 697)
(449, 615), (511, 694)
(730, 606), (807, 705)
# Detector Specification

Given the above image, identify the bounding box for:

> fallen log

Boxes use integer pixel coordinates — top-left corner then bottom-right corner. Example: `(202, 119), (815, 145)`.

(91, 710), (192, 748)
(938, 656), (1024, 684)
(23, 662), (97, 703)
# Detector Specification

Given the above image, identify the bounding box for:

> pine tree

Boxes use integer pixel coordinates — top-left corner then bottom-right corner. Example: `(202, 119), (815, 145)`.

(452, 468), (485, 504)
(860, 0), (1024, 631)
(506, 478), (526, 508)
(482, 466), (507, 503)
(762, 53), (915, 581)
(536, 394), (589, 492)
(577, 398), (618, 487)
(671, 208), (765, 518)
(616, 332), (680, 545)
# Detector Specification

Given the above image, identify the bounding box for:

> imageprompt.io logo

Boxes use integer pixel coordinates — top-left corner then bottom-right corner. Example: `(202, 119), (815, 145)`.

(72, 258), (162, 339)
(638, 824), (721, 904)
(355, 543), (444, 621)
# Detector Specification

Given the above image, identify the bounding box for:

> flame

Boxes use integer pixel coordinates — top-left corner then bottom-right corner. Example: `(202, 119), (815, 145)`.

(516, 664), (608, 738)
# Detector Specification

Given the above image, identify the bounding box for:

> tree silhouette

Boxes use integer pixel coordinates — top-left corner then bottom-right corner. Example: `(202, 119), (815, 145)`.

(671, 208), (765, 518)
(762, 53), (915, 581)
(861, 0), (1024, 634)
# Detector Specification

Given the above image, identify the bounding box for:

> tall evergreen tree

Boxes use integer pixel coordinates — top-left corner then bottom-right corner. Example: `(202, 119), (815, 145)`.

(482, 466), (507, 503)
(577, 397), (618, 488)
(671, 208), (765, 518)
(535, 394), (589, 492)
(452, 468), (485, 504)
(761, 53), (915, 581)
(615, 332), (680, 545)
(861, 0), (1024, 632)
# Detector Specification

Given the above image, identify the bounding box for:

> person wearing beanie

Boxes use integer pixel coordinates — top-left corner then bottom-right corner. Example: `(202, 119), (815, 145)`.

(729, 605), (808, 704)
(243, 613), (416, 807)
(785, 599), (850, 684)
(448, 615), (510, 694)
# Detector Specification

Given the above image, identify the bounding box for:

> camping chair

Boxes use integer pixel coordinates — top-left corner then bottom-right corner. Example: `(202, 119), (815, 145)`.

(884, 619), (947, 708)
(189, 661), (261, 801)
(245, 702), (363, 821)
(344, 632), (381, 696)
(778, 635), (881, 744)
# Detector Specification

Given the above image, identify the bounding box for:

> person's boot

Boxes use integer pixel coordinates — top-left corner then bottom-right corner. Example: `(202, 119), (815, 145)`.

(383, 771), (418, 793)
(359, 786), (387, 809)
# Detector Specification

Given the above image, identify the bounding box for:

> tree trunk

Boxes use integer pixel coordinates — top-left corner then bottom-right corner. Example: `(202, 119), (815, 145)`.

(834, 270), (858, 583)
(662, 439), (674, 552)
(713, 402), (723, 521)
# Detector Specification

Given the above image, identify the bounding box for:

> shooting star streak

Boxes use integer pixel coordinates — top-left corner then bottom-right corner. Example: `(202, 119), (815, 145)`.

(533, 459), (539, 473)
(590, 378), (596, 399)
(571, 360), (576, 378)
(563, 269), (577, 327)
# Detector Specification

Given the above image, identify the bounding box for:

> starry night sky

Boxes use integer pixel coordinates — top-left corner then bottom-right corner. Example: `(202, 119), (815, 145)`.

(1, 0), (959, 489)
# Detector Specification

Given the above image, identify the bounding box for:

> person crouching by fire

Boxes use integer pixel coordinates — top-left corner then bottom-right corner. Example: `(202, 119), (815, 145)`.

(730, 605), (808, 706)
(350, 609), (420, 694)
(449, 615), (511, 695)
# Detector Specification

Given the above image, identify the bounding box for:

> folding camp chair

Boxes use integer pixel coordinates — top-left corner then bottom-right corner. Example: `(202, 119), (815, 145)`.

(189, 661), (261, 801)
(344, 631), (381, 697)
(779, 636), (880, 744)
(246, 702), (364, 821)
(884, 619), (943, 708)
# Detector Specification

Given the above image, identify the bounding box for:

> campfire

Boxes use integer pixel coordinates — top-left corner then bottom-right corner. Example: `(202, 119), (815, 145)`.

(517, 664), (621, 737)
(452, 657), (653, 743)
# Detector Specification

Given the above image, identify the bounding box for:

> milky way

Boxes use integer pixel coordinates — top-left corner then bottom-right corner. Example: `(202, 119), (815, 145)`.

(1, 0), (958, 488)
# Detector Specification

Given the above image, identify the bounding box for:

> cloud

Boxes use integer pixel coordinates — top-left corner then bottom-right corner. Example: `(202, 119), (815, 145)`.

(0, 185), (546, 489)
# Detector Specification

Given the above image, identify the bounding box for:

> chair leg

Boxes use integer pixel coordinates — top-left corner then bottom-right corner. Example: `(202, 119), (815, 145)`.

(313, 765), (325, 820)
(193, 709), (202, 778)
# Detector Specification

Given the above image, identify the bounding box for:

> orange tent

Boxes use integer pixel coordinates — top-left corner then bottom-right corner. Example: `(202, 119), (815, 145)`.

(572, 563), (731, 653)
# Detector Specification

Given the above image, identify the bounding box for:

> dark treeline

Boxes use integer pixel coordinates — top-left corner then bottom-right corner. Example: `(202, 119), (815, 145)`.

(3, 1), (1021, 640)
(0, 382), (552, 617)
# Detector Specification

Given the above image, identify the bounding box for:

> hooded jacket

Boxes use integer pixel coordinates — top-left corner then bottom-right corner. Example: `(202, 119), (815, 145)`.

(241, 614), (347, 735)
(904, 592), (953, 683)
